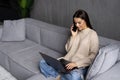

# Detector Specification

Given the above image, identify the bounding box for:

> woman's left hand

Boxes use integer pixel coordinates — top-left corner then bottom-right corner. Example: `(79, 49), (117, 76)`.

(65, 62), (77, 70)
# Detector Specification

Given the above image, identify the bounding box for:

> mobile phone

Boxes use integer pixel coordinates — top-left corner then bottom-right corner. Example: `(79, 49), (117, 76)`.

(72, 23), (77, 32)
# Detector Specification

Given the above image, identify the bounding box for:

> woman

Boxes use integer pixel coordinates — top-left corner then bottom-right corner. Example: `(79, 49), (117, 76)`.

(39, 9), (99, 80)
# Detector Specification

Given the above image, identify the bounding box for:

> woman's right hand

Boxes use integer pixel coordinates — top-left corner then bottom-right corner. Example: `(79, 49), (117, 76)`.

(70, 25), (78, 37)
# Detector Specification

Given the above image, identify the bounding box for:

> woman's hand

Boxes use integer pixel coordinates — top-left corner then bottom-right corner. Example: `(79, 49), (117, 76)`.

(65, 62), (77, 70)
(70, 25), (78, 37)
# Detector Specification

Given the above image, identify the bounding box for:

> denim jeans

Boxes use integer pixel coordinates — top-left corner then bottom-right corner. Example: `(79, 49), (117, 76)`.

(39, 59), (59, 78)
(60, 68), (87, 80)
(39, 59), (87, 80)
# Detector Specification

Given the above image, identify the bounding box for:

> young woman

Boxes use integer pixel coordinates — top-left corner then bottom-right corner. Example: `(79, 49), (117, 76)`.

(39, 9), (99, 80)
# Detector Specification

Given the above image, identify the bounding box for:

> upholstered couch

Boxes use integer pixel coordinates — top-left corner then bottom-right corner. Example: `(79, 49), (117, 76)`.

(0, 18), (120, 80)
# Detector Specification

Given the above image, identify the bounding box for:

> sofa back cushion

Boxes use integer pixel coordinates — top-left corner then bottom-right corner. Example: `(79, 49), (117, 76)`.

(0, 25), (2, 39)
(86, 43), (119, 80)
(1, 19), (25, 41)
(99, 36), (120, 61)
(118, 51), (120, 61)
(26, 23), (41, 44)
(117, 43), (120, 61)
(40, 27), (70, 55)
(99, 36), (119, 48)
(24, 18), (70, 54)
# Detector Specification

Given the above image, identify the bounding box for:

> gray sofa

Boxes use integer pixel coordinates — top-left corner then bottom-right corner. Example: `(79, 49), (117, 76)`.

(0, 18), (120, 80)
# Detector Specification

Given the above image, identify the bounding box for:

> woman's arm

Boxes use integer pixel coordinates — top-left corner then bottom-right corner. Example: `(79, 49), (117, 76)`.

(65, 25), (78, 52)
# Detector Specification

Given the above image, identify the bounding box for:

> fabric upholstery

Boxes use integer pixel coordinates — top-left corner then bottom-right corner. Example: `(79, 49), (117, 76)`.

(40, 28), (69, 54)
(26, 22), (41, 44)
(86, 44), (119, 80)
(8, 45), (62, 80)
(98, 36), (119, 48)
(26, 74), (56, 80)
(1, 19), (25, 41)
(0, 65), (17, 80)
(118, 51), (120, 61)
(0, 51), (9, 70)
(0, 25), (2, 39)
(0, 39), (37, 54)
(92, 62), (120, 80)
(116, 43), (120, 61)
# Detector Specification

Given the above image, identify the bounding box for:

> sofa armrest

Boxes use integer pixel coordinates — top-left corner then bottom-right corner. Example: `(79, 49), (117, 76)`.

(26, 74), (56, 80)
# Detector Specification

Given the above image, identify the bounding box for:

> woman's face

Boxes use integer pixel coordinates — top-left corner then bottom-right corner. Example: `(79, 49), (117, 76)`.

(73, 17), (87, 31)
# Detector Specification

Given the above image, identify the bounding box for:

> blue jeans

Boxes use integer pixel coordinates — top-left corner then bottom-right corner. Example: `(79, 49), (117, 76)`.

(39, 59), (87, 80)
(39, 59), (59, 78)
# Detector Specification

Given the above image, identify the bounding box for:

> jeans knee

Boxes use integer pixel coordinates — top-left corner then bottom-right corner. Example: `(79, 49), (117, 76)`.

(39, 59), (46, 69)
(40, 59), (45, 64)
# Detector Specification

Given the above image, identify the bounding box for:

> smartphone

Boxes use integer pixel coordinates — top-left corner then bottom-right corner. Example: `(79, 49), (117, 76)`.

(72, 23), (77, 32)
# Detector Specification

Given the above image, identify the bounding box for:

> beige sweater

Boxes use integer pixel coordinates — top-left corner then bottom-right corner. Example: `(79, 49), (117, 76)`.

(63, 28), (99, 68)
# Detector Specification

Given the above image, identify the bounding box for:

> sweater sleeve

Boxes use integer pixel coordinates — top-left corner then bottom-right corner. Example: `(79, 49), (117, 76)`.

(89, 31), (99, 62)
(65, 36), (76, 52)
(76, 31), (99, 68)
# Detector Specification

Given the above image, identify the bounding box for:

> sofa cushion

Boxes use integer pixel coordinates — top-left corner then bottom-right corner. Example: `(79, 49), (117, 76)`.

(0, 39), (38, 55)
(0, 39), (38, 73)
(26, 22), (41, 44)
(0, 51), (9, 70)
(0, 25), (2, 40)
(8, 45), (62, 80)
(40, 28), (69, 54)
(26, 73), (56, 80)
(86, 43), (119, 80)
(98, 36), (119, 48)
(1, 19), (25, 41)
(92, 62), (120, 80)
(116, 43), (120, 61)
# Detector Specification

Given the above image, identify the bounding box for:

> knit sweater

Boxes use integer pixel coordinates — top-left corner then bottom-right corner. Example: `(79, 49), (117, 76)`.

(63, 28), (99, 68)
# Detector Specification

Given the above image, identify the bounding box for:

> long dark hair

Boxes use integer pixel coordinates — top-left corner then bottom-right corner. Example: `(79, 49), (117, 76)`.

(73, 9), (93, 29)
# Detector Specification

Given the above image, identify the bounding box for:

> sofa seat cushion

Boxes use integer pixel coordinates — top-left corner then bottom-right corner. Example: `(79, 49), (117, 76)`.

(0, 39), (38, 55)
(92, 62), (120, 80)
(8, 45), (63, 80)
(0, 51), (9, 70)
(26, 73), (56, 80)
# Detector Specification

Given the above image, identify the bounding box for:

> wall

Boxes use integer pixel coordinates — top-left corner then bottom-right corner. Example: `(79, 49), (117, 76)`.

(0, 0), (20, 21)
(30, 0), (120, 41)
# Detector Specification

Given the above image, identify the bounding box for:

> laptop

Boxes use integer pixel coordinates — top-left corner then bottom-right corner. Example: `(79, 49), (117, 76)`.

(39, 52), (70, 73)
